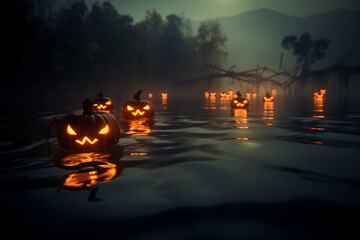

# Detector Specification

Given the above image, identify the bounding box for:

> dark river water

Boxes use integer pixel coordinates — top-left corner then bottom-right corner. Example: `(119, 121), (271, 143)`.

(1, 94), (360, 239)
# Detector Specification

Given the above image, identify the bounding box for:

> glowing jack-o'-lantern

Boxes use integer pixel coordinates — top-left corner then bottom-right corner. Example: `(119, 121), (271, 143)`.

(49, 99), (121, 152)
(263, 96), (274, 102)
(220, 92), (227, 97)
(314, 89), (326, 99)
(122, 100), (154, 119)
(231, 98), (249, 109)
(92, 93), (114, 112)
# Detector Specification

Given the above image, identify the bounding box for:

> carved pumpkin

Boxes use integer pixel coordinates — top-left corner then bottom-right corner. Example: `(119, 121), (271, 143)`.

(231, 98), (249, 109)
(122, 100), (154, 119)
(92, 93), (113, 112)
(263, 96), (274, 102)
(53, 99), (121, 152)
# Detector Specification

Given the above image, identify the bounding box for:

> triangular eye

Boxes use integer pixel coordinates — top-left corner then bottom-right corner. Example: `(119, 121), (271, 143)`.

(93, 103), (98, 107)
(67, 124), (77, 135)
(98, 124), (109, 134)
(234, 100), (238, 104)
(244, 100), (248, 103)
(143, 105), (150, 110)
(105, 100), (112, 105)
(127, 105), (134, 111)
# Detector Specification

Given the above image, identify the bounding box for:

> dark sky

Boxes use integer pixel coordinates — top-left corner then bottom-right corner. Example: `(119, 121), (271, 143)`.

(86, 0), (360, 22)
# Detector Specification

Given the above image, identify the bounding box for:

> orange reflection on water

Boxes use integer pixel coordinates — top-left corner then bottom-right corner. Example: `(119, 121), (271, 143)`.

(220, 95), (229, 110)
(59, 152), (119, 190)
(232, 108), (248, 118)
(125, 118), (152, 136)
(232, 108), (249, 140)
(314, 90), (325, 119)
(130, 152), (148, 156)
(236, 137), (249, 140)
(263, 102), (275, 120)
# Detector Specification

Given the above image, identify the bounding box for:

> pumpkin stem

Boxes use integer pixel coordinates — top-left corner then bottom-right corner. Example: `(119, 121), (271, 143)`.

(82, 98), (95, 115)
(134, 89), (142, 101)
(96, 92), (104, 99)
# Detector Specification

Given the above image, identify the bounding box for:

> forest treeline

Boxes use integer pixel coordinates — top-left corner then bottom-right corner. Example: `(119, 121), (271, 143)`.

(5, 0), (227, 93)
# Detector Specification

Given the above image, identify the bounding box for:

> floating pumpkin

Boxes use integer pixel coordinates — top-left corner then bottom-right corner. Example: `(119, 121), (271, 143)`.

(92, 92), (113, 112)
(123, 100), (154, 119)
(231, 98), (249, 109)
(49, 99), (121, 152)
(263, 96), (274, 102)
(122, 90), (154, 119)
(220, 92), (227, 97)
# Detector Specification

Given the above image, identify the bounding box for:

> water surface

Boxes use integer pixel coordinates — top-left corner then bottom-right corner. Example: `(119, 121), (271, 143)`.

(1, 95), (360, 239)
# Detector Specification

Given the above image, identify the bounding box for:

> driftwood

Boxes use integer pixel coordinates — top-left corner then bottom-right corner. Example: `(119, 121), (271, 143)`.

(176, 63), (360, 93)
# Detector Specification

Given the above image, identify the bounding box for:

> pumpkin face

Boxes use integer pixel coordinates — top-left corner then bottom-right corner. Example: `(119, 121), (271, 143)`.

(57, 101), (121, 151)
(92, 93), (113, 112)
(122, 100), (154, 119)
(263, 96), (274, 102)
(231, 98), (249, 109)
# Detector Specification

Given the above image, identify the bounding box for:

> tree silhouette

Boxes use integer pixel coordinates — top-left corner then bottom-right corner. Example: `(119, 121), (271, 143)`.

(282, 32), (330, 75)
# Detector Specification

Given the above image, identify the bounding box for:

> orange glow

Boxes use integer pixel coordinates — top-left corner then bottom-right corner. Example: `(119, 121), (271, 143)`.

(233, 99), (248, 107)
(263, 96), (274, 102)
(264, 102), (274, 110)
(220, 92), (228, 97)
(210, 95), (216, 104)
(205, 91), (209, 98)
(126, 119), (151, 136)
(236, 137), (249, 140)
(148, 93), (153, 99)
(310, 127), (325, 131)
(228, 91), (233, 98)
(130, 152), (148, 156)
(162, 92), (167, 105)
(246, 93), (251, 99)
(314, 91), (325, 118)
(143, 105), (150, 110)
(75, 136), (98, 145)
(61, 152), (117, 189)
(96, 104), (108, 110)
(131, 110), (145, 116)
(233, 109), (248, 117)
(236, 119), (248, 123)
(271, 89), (277, 96)
(98, 124), (109, 134)
(263, 102), (275, 121)
(252, 93), (257, 98)
(234, 94), (238, 98)
(210, 92), (216, 97)
(314, 141), (323, 145)
(127, 105), (134, 111)
(237, 126), (249, 129)
(314, 89), (326, 99)
(105, 100), (112, 105)
(67, 124), (77, 135)
(313, 115), (325, 119)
